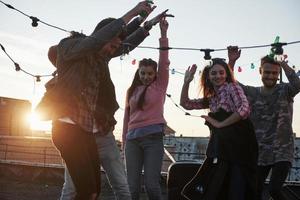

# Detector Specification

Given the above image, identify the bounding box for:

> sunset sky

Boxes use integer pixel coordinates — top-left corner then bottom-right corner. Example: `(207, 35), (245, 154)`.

(1, 0), (300, 140)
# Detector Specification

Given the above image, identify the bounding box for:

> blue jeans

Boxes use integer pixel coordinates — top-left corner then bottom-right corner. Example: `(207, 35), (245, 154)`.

(125, 133), (164, 200)
(60, 132), (131, 200)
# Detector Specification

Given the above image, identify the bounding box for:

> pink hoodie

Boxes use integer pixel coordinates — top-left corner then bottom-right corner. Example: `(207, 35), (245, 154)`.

(122, 38), (170, 143)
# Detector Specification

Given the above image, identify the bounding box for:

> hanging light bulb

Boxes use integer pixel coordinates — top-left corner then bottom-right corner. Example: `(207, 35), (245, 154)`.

(35, 75), (41, 82)
(14, 63), (21, 71)
(238, 66), (242, 72)
(204, 60), (213, 67)
(131, 59), (136, 65)
(30, 16), (39, 27)
(270, 38), (287, 62)
(274, 54), (285, 62)
(200, 49), (214, 68)
(250, 63), (255, 69)
(171, 68), (176, 74)
(268, 36), (280, 59)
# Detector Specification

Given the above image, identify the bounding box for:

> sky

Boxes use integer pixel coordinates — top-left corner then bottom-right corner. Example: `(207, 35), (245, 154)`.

(0, 0), (300, 140)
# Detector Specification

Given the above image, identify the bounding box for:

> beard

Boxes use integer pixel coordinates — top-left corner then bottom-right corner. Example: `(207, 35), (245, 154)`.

(262, 78), (277, 88)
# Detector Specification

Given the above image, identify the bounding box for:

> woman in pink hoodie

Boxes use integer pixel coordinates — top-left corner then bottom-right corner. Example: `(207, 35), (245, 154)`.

(122, 17), (169, 200)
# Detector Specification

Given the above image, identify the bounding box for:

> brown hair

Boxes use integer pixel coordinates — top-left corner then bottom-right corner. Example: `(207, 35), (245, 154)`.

(126, 58), (158, 110)
(261, 55), (280, 67)
(200, 58), (235, 99)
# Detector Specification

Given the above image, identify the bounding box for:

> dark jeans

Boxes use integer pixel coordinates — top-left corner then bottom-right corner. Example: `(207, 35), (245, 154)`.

(228, 164), (246, 200)
(257, 161), (291, 200)
(52, 121), (101, 200)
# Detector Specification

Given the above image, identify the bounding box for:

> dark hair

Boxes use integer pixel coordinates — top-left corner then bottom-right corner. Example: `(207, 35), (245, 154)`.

(92, 17), (127, 40)
(92, 17), (116, 34)
(200, 58), (235, 99)
(261, 55), (280, 67)
(126, 58), (158, 110)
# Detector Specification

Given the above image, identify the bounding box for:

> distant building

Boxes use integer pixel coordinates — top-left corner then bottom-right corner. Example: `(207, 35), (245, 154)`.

(0, 97), (31, 136)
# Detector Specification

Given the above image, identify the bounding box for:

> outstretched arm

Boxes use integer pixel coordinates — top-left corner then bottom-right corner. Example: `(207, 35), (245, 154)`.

(59, 1), (152, 62)
(156, 17), (170, 88)
(180, 65), (196, 108)
(113, 9), (168, 58)
(180, 65), (208, 110)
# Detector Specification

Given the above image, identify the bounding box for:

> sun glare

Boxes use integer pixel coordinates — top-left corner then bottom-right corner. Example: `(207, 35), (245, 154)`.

(26, 111), (52, 131)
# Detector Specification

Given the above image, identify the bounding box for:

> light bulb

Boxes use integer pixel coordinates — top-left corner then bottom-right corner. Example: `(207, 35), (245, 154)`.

(204, 59), (213, 67)
(238, 66), (242, 72)
(274, 55), (284, 62)
(171, 68), (175, 74)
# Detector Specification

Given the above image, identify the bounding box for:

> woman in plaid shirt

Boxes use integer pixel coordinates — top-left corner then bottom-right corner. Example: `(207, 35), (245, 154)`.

(180, 59), (258, 200)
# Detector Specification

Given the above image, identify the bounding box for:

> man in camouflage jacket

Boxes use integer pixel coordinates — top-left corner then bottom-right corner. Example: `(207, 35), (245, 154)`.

(228, 47), (300, 200)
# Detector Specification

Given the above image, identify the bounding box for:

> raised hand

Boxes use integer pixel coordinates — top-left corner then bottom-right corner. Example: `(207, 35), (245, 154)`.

(139, 3), (157, 23)
(184, 64), (197, 83)
(135, 1), (153, 17)
(227, 46), (241, 62)
(144, 9), (172, 30)
(159, 17), (168, 38)
(122, 1), (153, 24)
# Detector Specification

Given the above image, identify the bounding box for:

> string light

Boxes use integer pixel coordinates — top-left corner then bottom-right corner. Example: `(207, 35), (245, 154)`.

(0, 43), (56, 81)
(35, 75), (41, 82)
(1, 1), (300, 82)
(169, 68), (184, 75)
(238, 66), (242, 72)
(171, 69), (175, 74)
(200, 49), (214, 66)
(1, 0), (300, 54)
(131, 59), (136, 65)
(166, 93), (202, 117)
(0, 0), (72, 33)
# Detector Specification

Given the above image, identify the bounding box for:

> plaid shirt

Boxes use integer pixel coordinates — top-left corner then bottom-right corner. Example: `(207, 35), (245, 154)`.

(70, 58), (108, 133)
(182, 82), (250, 119)
(55, 18), (148, 133)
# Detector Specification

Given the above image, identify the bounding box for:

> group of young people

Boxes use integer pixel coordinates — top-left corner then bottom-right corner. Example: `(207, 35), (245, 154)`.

(37, 1), (300, 200)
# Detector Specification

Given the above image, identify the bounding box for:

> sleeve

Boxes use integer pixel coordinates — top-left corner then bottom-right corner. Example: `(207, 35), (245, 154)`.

(59, 18), (126, 62)
(229, 83), (250, 119)
(122, 104), (130, 145)
(126, 17), (142, 35)
(112, 26), (149, 58)
(181, 98), (209, 110)
(155, 38), (170, 90)
(284, 69), (300, 98)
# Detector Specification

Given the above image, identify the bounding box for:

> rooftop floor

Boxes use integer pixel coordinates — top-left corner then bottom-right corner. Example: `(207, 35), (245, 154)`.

(0, 161), (167, 200)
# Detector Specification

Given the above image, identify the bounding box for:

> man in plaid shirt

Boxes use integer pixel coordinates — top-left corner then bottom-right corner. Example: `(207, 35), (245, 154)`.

(38, 2), (158, 199)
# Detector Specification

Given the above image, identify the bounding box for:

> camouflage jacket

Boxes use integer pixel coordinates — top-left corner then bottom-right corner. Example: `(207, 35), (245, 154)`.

(240, 69), (300, 165)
